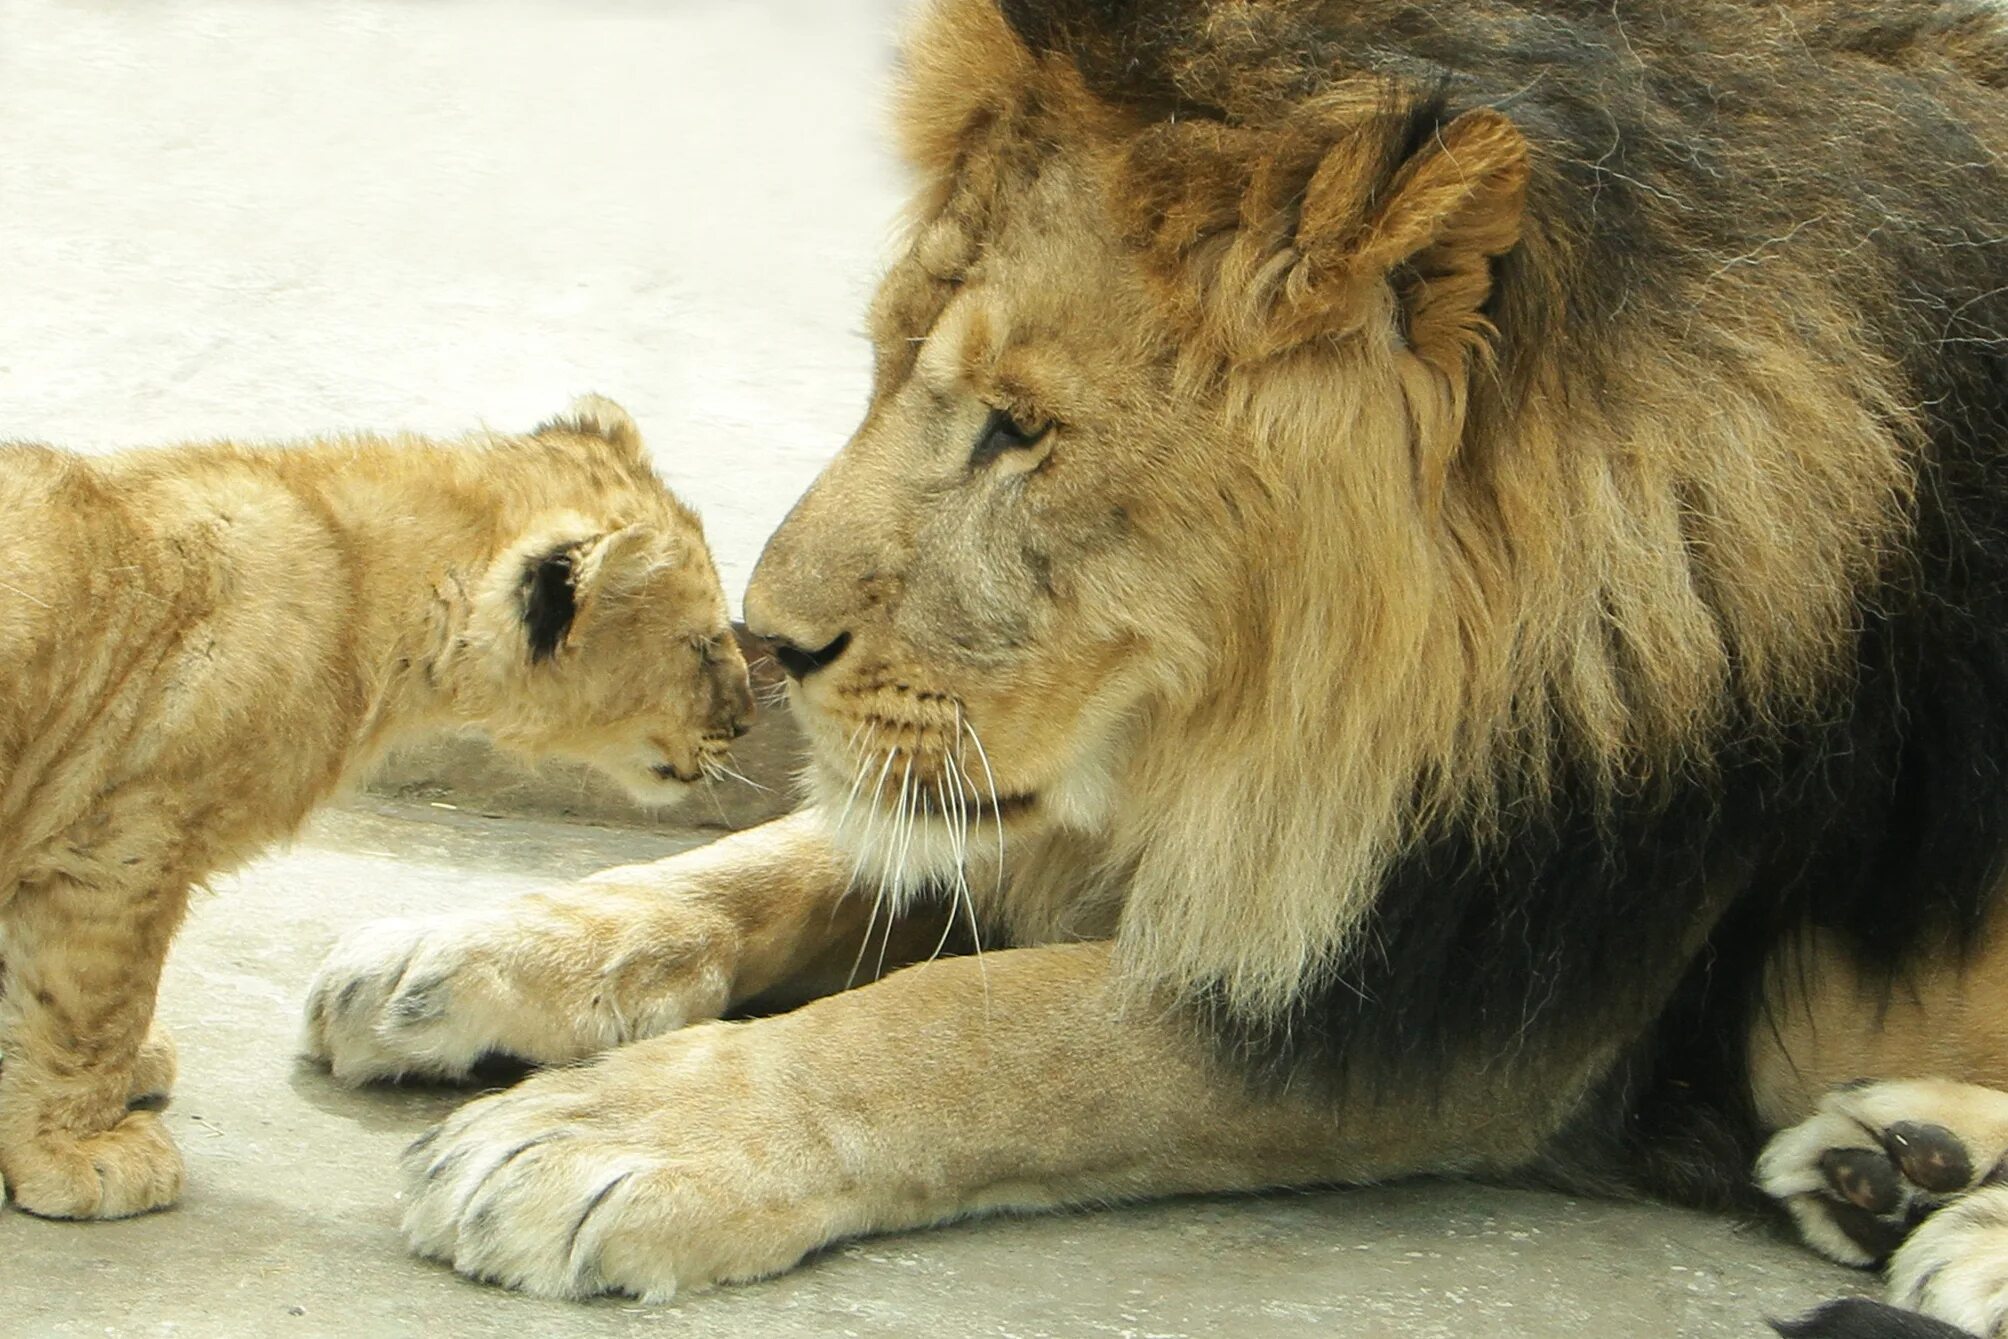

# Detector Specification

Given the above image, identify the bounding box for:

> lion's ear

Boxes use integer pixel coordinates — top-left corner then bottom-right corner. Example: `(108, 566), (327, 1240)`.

(995, 0), (1191, 106)
(1121, 103), (1528, 369)
(1299, 108), (1530, 374)
(998, 0), (1149, 54)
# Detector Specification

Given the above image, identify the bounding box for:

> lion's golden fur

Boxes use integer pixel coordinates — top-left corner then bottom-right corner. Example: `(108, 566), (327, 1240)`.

(0, 397), (749, 1218)
(290, 1), (2008, 1310)
(743, 0), (1943, 1018)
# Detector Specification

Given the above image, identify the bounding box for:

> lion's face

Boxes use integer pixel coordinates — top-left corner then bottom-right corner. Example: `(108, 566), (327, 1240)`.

(746, 0), (1541, 911)
(747, 152), (1239, 881)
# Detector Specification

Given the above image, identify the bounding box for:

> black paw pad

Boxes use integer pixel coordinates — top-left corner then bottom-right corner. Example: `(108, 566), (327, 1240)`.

(1821, 1147), (1904, 1213)
(1817, 1196), (1912, 1263)
(1884, 1122), (1974, 1194)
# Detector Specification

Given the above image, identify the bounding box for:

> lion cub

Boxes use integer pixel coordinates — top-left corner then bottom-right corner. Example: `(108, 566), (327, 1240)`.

(0, 396), (751, 1220)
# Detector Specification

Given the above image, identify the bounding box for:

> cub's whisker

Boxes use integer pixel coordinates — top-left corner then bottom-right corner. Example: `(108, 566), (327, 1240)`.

(709, 761), (771, 794)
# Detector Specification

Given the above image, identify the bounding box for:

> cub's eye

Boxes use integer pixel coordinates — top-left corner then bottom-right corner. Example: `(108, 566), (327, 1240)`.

(971, 407), (1052, 468)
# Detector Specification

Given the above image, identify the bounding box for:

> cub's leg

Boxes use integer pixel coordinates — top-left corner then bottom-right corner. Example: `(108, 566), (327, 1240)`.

(304, 811), (957, 1084)
(128, 1021), (178, 1108)
(0, 872), (187, 1218)
(398, 942), (1564, 1300)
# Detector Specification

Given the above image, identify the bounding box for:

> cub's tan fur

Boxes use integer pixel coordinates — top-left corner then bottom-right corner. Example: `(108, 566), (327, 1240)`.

(308, 0), (2008, 1326)
(0, 397), (750, 1219)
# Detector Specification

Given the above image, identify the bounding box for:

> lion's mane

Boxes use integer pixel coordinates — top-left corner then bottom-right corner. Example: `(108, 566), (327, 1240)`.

(894, 0), (2008, 1157)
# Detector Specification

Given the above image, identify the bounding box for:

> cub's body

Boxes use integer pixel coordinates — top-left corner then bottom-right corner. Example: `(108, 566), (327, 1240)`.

(0, 399), (750, 1220)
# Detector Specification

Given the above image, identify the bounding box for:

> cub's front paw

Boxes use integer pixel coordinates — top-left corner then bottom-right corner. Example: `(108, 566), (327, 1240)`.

(3, 1110), (184, 1219)
(303, 895), (736, 1085)
(401, 1025), (850, 1299)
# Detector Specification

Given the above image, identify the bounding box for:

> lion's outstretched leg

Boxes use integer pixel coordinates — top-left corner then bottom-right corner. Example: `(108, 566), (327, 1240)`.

(304, 811), (958, 1084)
(0, 871), (186, 1219)
(395, 942), (1549, 1300)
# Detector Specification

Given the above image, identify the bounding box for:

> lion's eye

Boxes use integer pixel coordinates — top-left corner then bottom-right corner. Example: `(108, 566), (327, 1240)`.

(971, 407), (1052, 468)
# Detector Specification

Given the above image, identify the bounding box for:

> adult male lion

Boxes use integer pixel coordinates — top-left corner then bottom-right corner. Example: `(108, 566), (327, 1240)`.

(310, 1), (2008, 1332)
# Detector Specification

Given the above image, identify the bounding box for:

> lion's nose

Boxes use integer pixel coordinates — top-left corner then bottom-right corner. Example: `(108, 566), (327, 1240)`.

(745, 478), (864, 680)
(762, 630), (851, 680)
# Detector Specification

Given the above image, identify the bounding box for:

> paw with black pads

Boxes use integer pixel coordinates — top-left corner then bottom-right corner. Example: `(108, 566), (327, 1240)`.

(1759, 1080), (2008, 1268)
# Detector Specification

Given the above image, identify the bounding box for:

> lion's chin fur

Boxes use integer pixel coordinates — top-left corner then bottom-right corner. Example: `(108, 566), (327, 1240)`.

(804, 741), (1126, 910)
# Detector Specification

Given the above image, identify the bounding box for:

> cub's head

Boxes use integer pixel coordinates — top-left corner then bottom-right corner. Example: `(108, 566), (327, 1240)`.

(744, 0), (1530, 925)
(453, 397), (753, 808)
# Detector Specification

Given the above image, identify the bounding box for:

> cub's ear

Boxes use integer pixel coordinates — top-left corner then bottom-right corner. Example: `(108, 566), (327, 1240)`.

(518, 525), (661, 664)
(520, 543), (580, 664)
(533, 394), (645, 460)
(569, 524), (659, 601)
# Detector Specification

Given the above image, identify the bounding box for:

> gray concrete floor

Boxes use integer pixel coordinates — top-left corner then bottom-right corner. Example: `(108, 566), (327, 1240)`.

(2, 803), (1867, 1338)
(0, 0), (1877, 1333)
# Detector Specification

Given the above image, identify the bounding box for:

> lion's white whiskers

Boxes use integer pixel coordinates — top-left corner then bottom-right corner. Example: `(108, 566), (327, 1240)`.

(877, 756), (918, 982)
(961, 716), (1007, 901)
(844, 736), (892, 990)
(936, 759), (990, 1016)
(832, 722), (875, 837)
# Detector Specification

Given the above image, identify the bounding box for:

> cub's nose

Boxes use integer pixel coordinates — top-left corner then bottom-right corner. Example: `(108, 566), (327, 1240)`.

(712, 625), (760, 736)
(716, 673), (755, 738)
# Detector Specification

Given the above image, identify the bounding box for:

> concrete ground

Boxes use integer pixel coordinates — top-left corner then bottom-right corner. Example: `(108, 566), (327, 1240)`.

(0, 0), (1875, 1334)
(1, 802), (1866, 1339)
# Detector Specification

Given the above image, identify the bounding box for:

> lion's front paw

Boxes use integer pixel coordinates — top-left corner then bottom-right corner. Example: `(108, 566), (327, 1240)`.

(1759, 1078), (2008, 1267)
(400, 1026), (845, 1299)
(303, 895), (736, 1085)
